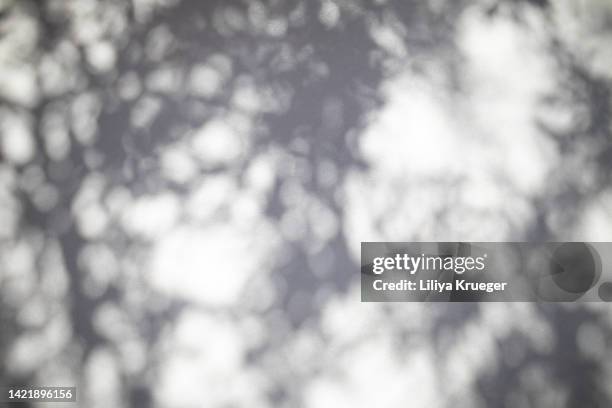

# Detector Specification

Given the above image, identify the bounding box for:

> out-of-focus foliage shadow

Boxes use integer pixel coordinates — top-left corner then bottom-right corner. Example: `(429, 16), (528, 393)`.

(0, 0), (611, 407)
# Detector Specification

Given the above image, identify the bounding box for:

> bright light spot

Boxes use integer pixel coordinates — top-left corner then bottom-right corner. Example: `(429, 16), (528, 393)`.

(156, 311), (267, 407)
(150, 221), (277, 306)
(190, 64), (224, 97)
(85, 348), (121, 408)
(161, 144), (198, 183)
(1, 114), (34, 164)
(186, 175), (236, 221)
(192, 119), (246, 167)
(319, 1), (340, 28)
(576, 190), (612, 241)
(122, 193), (180, 239)
(345, 11), (558, 248)
(305, 337), (439, 408)
(86, 41), (116, 72)
(77, 203), (109, 238)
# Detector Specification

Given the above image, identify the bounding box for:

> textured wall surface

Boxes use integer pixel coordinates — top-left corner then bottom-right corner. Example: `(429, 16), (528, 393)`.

(0, 0), (611, 407)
